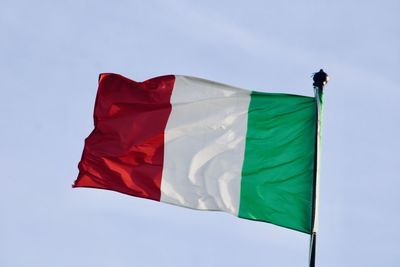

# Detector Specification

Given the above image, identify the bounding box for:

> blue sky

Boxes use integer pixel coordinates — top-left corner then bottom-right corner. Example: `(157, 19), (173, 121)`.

(1, 0), (399, 266)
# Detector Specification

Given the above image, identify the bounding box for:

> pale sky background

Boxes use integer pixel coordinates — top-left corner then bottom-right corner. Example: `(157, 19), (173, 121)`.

(1, 1), (399, 266)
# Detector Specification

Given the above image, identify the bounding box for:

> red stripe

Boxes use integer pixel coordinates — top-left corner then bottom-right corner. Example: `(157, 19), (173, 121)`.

(74, 73), (175, 201)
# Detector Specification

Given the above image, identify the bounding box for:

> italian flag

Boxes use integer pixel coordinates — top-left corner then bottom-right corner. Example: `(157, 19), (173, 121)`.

(74, 73), (317, 234)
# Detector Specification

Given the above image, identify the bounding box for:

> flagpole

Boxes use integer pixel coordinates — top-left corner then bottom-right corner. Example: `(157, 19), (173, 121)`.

(309, 69), (328, 267)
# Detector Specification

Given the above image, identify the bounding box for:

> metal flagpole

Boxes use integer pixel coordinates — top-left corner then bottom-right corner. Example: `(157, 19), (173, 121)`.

(309, 69), (329, 267)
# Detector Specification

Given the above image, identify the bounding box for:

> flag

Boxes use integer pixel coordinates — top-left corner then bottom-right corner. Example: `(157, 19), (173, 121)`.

(74, 73), (317, 234)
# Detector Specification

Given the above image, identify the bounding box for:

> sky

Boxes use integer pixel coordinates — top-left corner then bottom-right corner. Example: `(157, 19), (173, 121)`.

(1, 0), (399, 266)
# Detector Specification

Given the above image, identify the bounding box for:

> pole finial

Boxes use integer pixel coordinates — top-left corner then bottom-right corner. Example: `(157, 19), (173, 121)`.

(312, 69), (329, 90)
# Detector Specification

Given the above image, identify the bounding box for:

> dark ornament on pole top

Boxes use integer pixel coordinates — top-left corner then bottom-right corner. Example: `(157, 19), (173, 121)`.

(312, 69), (329, 90)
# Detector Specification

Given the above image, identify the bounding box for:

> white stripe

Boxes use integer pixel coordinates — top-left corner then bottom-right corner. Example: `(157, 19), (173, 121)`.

(160, 76), (251, 215)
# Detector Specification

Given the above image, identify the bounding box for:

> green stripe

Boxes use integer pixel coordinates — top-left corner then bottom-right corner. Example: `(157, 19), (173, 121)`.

(239, 91), (316, 234)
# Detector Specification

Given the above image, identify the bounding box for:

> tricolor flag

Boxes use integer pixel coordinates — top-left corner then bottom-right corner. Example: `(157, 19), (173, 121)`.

(74, 73), (318, 234)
